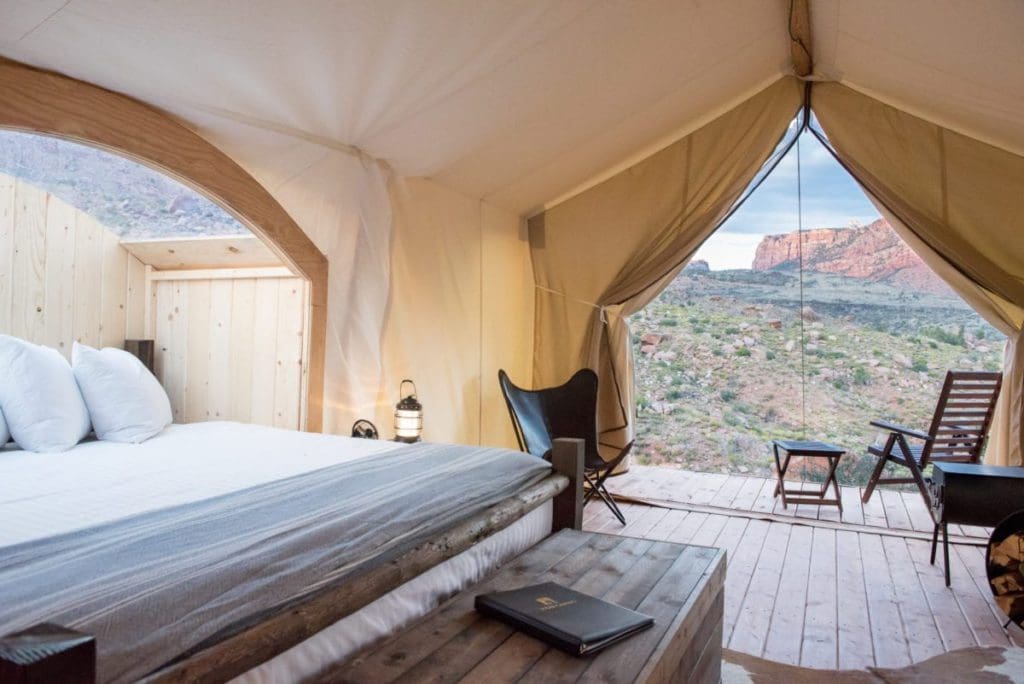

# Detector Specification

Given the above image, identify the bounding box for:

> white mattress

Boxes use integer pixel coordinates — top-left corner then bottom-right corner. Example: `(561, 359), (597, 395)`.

(0, 421), (399, 546)
(0, 421), (552, 680)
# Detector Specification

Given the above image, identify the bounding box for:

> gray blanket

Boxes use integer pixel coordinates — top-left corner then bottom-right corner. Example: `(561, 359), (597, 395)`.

(0, 442), (549, 682)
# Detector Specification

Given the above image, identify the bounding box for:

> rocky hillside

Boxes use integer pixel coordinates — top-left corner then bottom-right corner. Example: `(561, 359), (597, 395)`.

(0, 129), (246, 239)
(752, 219), (950, 294)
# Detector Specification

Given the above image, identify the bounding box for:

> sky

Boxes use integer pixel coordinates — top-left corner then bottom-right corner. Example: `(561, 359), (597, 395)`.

(692, 124), (881, 270)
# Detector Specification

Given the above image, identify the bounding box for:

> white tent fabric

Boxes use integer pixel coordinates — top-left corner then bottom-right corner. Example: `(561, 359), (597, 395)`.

(1, 1), (1022, 446)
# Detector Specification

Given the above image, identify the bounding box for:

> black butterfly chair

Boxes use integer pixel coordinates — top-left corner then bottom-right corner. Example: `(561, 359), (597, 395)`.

(498, 368), (632, 525)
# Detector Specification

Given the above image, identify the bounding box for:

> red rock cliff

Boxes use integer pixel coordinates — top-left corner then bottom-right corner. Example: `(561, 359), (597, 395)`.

(751, 219), (950, 294)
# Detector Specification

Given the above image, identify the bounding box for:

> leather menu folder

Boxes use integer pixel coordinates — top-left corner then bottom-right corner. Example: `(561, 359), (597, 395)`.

(475, 581), (654, 656)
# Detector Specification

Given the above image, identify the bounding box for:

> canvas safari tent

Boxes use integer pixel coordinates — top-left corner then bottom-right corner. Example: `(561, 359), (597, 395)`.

(1, 0), (1022, 464)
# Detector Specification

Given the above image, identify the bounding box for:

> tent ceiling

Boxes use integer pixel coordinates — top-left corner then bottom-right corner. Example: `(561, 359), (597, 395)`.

(0, 1), (1021, 215)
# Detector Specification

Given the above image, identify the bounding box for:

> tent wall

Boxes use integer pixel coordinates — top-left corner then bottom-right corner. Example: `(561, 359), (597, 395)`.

(380, 177), (533, 447)
(0, 172), (146, 353)
(150, 273), (310, 430)
(200, 131), (534, 447)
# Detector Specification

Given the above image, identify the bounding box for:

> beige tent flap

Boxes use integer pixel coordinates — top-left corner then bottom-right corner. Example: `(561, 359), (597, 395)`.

(528, 76), (803, 460)
(812, 82), (1024, 465)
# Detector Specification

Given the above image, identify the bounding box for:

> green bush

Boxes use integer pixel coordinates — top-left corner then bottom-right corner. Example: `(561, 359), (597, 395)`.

(736, 347), (751, 357)
(765, 350), (776, 360)
(660, 318), (679, 327)
(853, 366), (871, 386)
(911, 358), (928, 372)
(665, 389), (684, 401)
(719, 389), (737, 402)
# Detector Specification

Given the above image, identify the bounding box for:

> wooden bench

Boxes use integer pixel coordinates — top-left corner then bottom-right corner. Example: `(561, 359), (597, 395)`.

(326, 529), (726, 683)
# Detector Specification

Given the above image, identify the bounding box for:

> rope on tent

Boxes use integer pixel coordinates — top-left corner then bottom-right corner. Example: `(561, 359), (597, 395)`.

(796, 133), (807, 438)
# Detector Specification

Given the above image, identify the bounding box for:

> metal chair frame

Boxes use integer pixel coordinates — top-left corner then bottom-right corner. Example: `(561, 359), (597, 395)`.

(498, 368), (632, 525)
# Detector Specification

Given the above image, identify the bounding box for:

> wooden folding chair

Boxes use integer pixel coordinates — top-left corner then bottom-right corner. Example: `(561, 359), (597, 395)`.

(861, 370), (1002, 505)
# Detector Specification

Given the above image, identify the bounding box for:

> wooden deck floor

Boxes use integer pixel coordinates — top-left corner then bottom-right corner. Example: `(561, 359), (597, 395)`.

(584, 467), (1024, 671)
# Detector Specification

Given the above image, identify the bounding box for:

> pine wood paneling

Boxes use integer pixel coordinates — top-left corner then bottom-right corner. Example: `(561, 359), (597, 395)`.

(151, 274), (308, 430)
(0, 176), (143, 357)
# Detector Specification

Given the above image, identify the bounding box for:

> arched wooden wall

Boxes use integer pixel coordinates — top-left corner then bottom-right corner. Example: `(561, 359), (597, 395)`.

(0, 58), (326, 432)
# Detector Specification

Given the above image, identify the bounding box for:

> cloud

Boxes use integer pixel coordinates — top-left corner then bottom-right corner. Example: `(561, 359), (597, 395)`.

(694, 129), (881, 269)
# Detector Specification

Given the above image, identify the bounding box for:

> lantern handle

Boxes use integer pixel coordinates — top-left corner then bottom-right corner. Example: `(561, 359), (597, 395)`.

(400, 379), (417, 398)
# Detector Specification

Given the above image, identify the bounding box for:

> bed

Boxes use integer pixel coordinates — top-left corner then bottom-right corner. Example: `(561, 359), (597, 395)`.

(0, 421), (581, 682)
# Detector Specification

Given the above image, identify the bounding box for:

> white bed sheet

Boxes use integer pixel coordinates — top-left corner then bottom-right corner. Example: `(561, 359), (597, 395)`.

(1, 420), (553, 681)
(0, 421), (401, 546)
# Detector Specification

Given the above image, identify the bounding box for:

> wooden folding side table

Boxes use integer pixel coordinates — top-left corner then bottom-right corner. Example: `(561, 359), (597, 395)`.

(772, 439), (845, 513)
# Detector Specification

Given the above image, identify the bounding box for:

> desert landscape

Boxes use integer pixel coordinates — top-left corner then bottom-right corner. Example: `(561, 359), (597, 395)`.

(631, 219), (1004, 484)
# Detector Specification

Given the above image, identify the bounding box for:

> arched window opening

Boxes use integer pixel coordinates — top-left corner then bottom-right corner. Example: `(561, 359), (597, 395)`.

(0, 130), (311, 431)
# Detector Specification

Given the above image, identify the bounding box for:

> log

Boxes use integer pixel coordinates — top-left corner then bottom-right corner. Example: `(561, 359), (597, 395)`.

(551, 437), (584, 531)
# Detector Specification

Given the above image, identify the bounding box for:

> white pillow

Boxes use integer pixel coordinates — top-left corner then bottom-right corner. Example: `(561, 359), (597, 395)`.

(72, 342), (172, 443)
(0, 335), (91, 452)
(0, 406), (9, 445)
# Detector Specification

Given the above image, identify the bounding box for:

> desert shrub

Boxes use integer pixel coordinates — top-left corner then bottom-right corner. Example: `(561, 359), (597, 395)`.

(724, 326), (740, 335)
(923, 325), (965, 347)
(911, 358), (928, 372)
(637, 396), (651, 410)
(693, 324), (706, 334)
(853, 366), (871, 385)
(723, 411), (745, 427)
(833, 378), (848, 390)
(763, 407), (779, 423)
(765, 350), (776, 360)
(665, 389), (685, 401)
(736, 347), (751, 357)
(712, 348), (723, 357)
(660, 318), (679, 326)
(719, 389), (737, 402)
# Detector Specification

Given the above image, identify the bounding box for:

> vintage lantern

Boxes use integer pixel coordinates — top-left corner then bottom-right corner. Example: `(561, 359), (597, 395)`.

(394, 379), (423, 443)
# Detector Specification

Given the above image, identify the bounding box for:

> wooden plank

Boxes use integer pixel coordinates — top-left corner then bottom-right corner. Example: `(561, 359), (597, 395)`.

(751, 477), (779, 514)
(125, 256), (147, 340)
(206, 280), (233, 420)
(618, 504), (670, 539)
(708, 475), (746, 508)
(763, 525), (813, 665)
(901, 490), (936, 533)
(880, 535), (944, 663)
(249, 279), (279, 426)
(729, 522), (790, 656)
(834, 530), (874, 669)
(371, 533), (628, 683)
(880, 490), (913, 532)
(839, 486), (865, 526)
(42, 194), (75, 353)
(858, 532), (911, 667)
(910, 537), (978, 652)
(99, 227), (128, 348)
(945, 541), (1012, 647)
(581, 546), (723, 684)
(183, 281), (211, 422)
(488, 536), (666, 684)
(860, 488), (889, 528)
(162, 282), (190, 423)
(665, 511), (709, 545)
(729, 476), (767, 511)
(688, 473), (729, 506)
(689, 513), (730, 548)
(551, 439), (584, 532)
(146, 266), (294, 281)
(0, 173), (15, 332)
(643, 508), (689, 541)
(72, 212), (102, 346)
(273, 278), (304, 429)
(800, 527), (837, 669)
(121, 235), (284, 270)
(723, 519), (771, 642)
(12, 179), (47, 342)
(227, 279), (256, 423)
